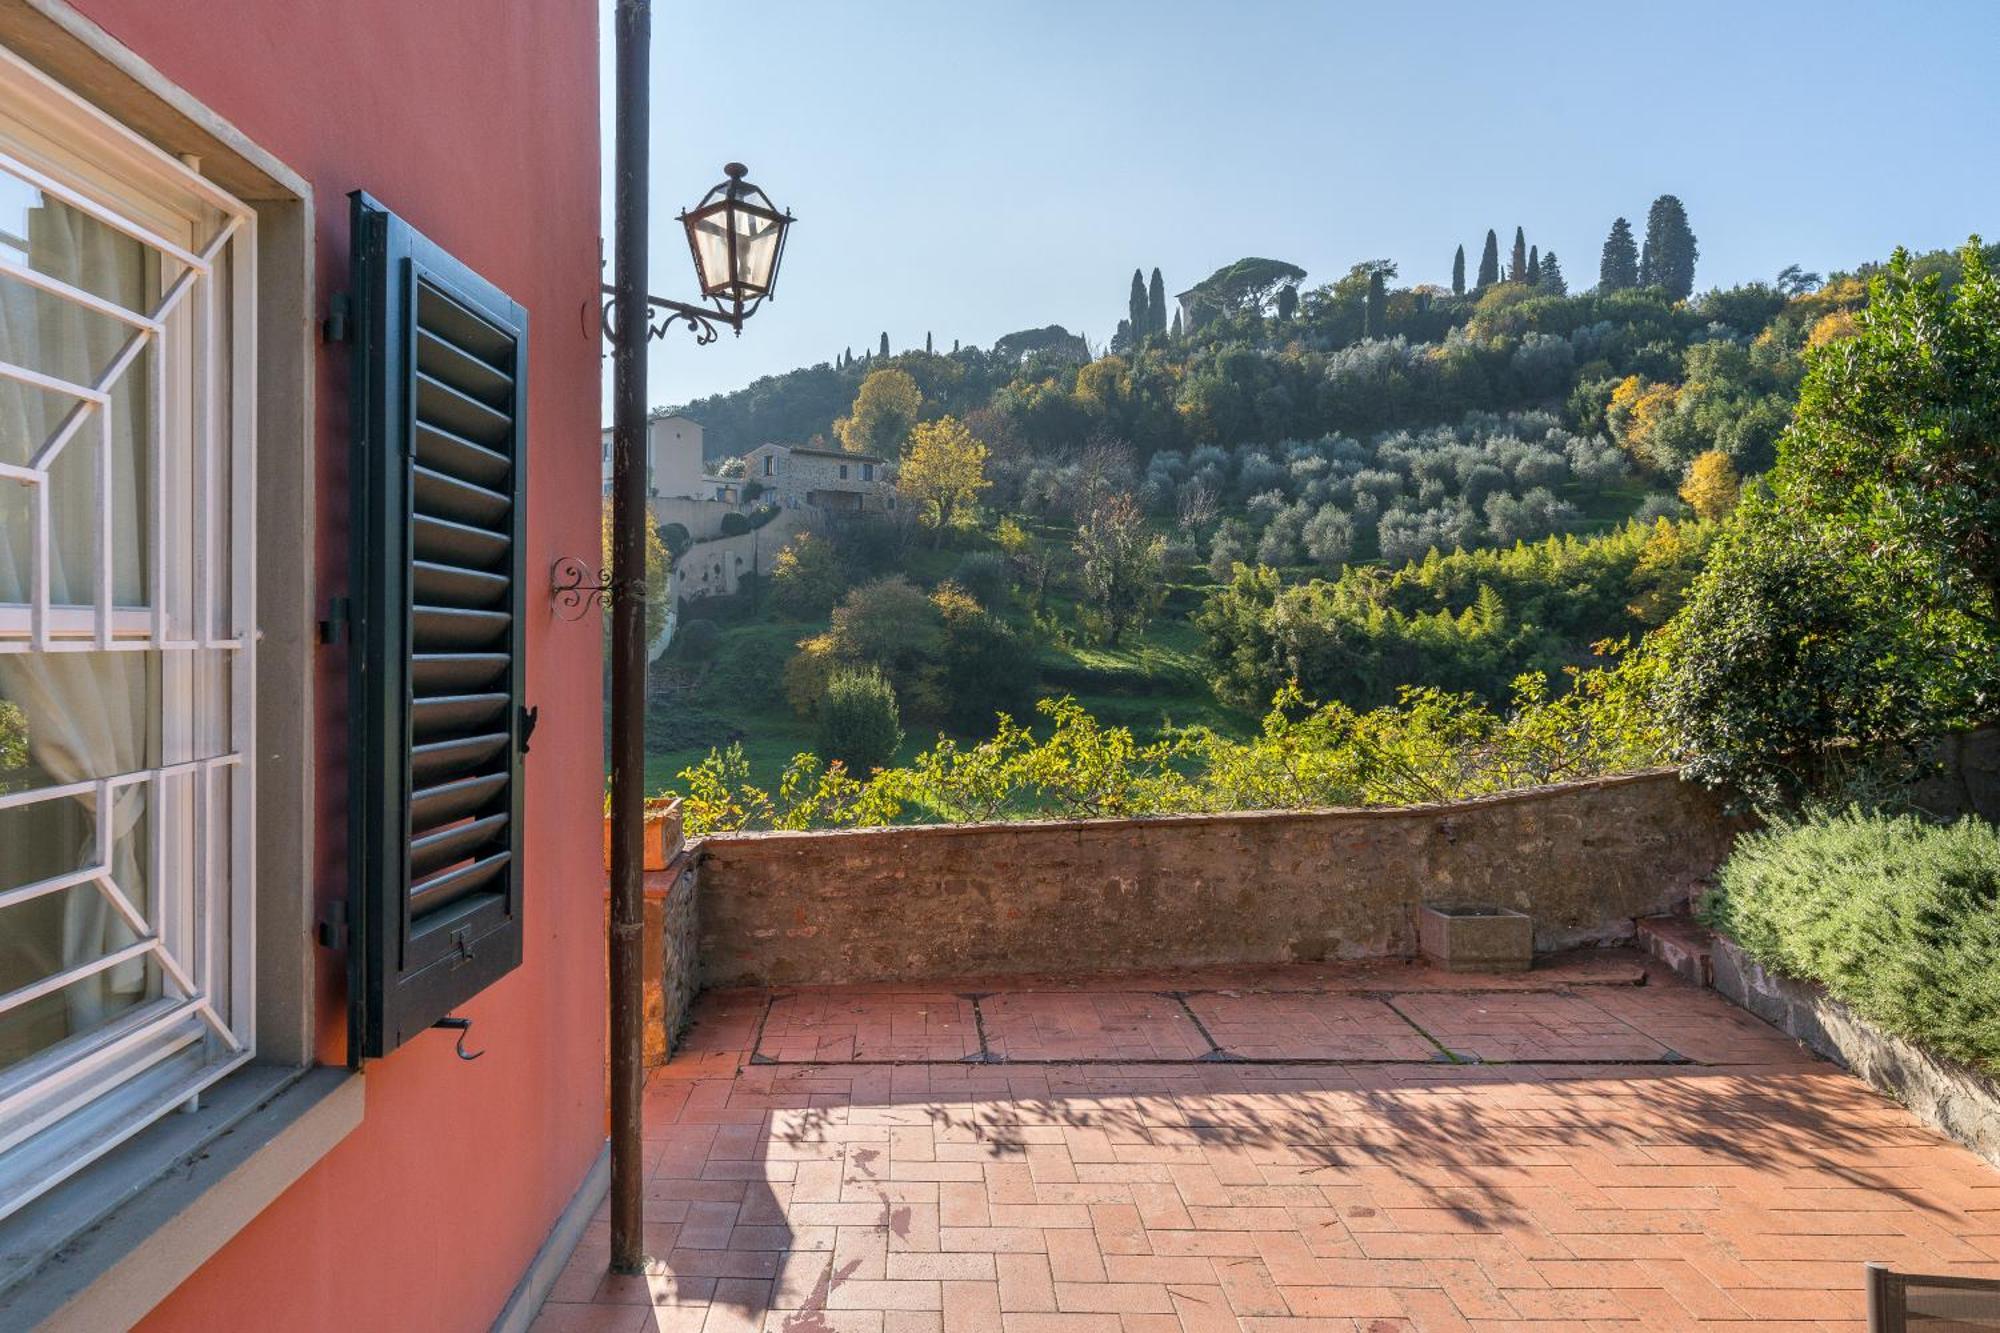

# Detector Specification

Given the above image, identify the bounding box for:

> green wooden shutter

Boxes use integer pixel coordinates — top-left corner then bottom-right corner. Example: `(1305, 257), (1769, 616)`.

(346, 192), (530, 1061)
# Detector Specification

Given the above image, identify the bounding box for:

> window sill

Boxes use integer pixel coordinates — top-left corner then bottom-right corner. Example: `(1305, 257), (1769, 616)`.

(0, 1063), (363, 1331)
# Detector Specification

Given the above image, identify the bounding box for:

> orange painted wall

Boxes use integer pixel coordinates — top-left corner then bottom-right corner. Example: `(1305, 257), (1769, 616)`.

(61, 2), (608, 1328)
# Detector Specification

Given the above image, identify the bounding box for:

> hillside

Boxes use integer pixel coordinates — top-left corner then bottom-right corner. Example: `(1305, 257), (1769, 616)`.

(649, 215), (1998, 807)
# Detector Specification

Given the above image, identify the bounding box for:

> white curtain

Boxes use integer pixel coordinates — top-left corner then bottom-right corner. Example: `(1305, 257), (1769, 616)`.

(0, 193), (154, 1038)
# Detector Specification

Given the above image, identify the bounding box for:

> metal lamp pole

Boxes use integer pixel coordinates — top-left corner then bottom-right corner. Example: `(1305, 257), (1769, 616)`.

(607, 0), (651, 1277)
(604, 4), (788, 1274)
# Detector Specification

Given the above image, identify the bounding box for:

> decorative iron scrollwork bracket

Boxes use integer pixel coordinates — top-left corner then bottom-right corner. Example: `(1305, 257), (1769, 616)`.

(598, 283), (742, 349)
(551, 556), (617, 621)
(551, 556), (663, 622)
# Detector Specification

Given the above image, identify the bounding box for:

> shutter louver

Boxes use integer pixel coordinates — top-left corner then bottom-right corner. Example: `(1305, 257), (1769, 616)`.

(347, 192), (530, 1061)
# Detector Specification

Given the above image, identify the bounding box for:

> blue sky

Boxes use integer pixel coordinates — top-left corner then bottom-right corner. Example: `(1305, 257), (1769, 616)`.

(600, 0), (2000, 412)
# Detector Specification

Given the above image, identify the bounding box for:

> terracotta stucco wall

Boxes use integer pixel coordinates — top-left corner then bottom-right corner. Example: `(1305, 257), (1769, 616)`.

(695, 771), (1744, 988)
(56, 3), (607, 1329)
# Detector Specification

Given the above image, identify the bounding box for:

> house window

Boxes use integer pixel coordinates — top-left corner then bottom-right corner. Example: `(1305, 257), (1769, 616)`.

(761, 454), (773, 477)
(838, 464), (848, 480)
(0, 60), (256, 1220)
(862, 463), (874, 481)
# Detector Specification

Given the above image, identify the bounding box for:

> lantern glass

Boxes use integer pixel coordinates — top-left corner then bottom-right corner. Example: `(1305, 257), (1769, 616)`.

(681, 164), (791, 312)
(731, 210), (784, 295)
(687, 209), (733, 296)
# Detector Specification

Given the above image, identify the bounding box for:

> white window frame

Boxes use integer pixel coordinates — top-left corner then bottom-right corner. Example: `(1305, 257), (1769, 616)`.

(0, 43), (256, 1223)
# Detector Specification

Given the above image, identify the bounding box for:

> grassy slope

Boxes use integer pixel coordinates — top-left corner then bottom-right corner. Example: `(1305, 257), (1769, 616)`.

(643, 571), (1249, 796)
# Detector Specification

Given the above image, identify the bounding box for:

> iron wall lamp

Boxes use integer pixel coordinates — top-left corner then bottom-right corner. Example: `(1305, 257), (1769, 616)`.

(600, 162), (794, 347)
(566, 164), (794, 610)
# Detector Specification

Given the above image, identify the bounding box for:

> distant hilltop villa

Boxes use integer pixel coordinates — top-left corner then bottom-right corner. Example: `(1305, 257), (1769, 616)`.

(599, 414), (896, 517)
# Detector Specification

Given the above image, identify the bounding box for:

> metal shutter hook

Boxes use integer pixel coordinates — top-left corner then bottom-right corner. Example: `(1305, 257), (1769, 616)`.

(432, 1016), (484, 1061)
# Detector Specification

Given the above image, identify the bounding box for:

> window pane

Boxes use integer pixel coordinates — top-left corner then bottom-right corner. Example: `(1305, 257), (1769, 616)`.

(0, 475), (31, 605)
(0, 794), (92, 883)
(0, 785), (159, 1073)
(0, 954), (161, 1075)
(14, 408), (155, 609)
(0, 651), (159, 787)
(0, 173), (150, 312)
(0, 179), (155, 610)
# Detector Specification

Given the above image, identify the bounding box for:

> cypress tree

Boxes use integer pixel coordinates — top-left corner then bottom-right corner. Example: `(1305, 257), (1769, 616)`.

(1363, 268), (1387, 338)
(878, 331), (889, 357)
(1170, 308), (1182, 340)
(1538, 250), (1567, 295)
(1639, 194), (1699, 301)
(1147, 267), (1167, 336)
(1476, 229), (1500, 289)
(1599, 217), (1639, 291)
(1276, 284), (1298, 321)
(1451, 244), (1466, 297)
(953, 338), (960, 353)
(925, 331), (933, 354)
(1509, 227), (1528, 283)
(1128, 270), (1148, 343)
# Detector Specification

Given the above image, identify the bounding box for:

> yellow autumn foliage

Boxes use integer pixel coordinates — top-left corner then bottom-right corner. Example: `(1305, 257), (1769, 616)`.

(1807, 311), (1859, 348)
(1679, 450), (1741, 521)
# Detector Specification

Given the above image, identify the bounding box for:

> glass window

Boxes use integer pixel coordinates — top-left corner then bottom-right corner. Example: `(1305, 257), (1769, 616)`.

(0, 48), (256, 1221)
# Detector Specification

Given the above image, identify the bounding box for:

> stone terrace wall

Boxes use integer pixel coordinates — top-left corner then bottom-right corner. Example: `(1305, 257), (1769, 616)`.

(693, 769), (1743, 989)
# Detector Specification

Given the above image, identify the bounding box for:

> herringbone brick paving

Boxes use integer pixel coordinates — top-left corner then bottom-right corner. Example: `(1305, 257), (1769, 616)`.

(531, 952), (2000, 1331)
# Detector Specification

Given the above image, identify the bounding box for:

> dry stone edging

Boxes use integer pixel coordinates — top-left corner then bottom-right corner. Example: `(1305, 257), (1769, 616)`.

(1642, 916), (2000, 1168)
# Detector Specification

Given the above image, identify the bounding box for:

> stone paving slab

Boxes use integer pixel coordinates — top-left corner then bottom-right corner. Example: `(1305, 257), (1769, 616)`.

(980, 991), (1212, 1063)
(1184, 992), (1440, 1062)
(1390, 989), (1675, 1063)
(756, 991), (982, 1064)
(535, 956), (2000, 1332)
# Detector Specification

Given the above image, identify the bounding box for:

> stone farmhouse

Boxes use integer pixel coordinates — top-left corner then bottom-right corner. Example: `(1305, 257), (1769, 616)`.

(742, 442), (897, 513)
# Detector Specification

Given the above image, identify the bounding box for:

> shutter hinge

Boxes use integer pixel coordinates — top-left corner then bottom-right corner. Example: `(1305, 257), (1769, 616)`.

(316, 900), (348, 951)
(318, 596), (350, 645)
(519, 704), (540, 755)
(322, 291), (350, 343)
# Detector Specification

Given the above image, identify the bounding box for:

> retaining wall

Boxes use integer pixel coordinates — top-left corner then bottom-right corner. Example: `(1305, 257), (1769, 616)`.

(693, 769), (1744, 988)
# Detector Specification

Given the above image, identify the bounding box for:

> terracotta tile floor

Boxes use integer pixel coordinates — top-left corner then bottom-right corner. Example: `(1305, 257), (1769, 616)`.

(532, 952), (2000, 1332)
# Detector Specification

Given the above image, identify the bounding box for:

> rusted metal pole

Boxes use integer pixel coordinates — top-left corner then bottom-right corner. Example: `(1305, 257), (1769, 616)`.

(608, 0), (651, 1277)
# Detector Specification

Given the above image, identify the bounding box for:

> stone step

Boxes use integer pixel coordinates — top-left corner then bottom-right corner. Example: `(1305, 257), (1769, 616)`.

(1638, 913), (1714, 988)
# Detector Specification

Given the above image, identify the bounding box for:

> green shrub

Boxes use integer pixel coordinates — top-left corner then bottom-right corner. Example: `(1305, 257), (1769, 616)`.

(937, 601), (1035, 731)
(770, 532), (848, 618)
(706, 627), (793, 705)
(673, 617), (719, 661)
(718, 510), (751, 537)
(1653, 493), (1951, 809)
(1703, 809), (2000, 1074)
(658, 521), (692, 558)
(817, 668), (903, 774)
(951, 551), (1011, 608)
